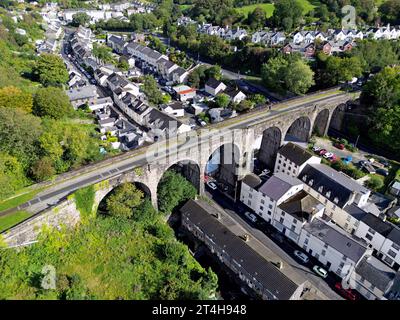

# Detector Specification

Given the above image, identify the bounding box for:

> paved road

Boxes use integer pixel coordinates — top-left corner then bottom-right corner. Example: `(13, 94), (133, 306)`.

(204, 187), (344, 300)
(1, 88), (358, 217)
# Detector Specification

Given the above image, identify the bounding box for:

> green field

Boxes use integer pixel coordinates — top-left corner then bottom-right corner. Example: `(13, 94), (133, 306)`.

(0, 211), (31, 233)
(236, 0), (318, 17)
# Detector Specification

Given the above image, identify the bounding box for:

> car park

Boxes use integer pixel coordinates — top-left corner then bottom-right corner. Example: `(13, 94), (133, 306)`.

(313, 265), (328, 278)
(334, 282), (357, 300)
(244, 211), (258, 223)
(293, 250), (309, 264)
(206, 181), (218, 190)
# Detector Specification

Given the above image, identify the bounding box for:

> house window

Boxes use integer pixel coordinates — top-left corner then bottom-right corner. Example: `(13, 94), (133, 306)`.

(303, 245), (308, 250)
(384, 256), (394, 265)
(368, 228), (376, 235)
(277, 166), (280, 170)
(339, 262), (345, 268)
(315, 253), (319, 259)
(247, 200), (251, 206)
(260, 205), (264, 211)
(337, 268), (342, 274)
(281, 211), (285, 216)
(324, 243), (328, 249)
(304, 238), (309, 245)
(279, 217), (284, 224)
(346, 215), (351, 222)
(322, 250), (326, 256)
(293, 218), (297, 224)
(261, 199), (265, 205)
(332, 205), (336, 210)
(249, 194), (252, 199)
(291, 225), (296, 231)
(370, 284), (375, 290)
(388, 249), (397, 259)
(269, 204), (273, 209)
(392, 243), (400, 251)
(267, 210), (272, 215)
(288, 166), (292, 171)
(365, 234), (373, 241)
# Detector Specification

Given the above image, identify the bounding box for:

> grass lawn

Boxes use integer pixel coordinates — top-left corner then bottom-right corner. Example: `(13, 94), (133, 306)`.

(179, 4), (193, 11)
(235, 0), (318, 17)
(0, 188), (41, 212)
(0, 211), (31, 233)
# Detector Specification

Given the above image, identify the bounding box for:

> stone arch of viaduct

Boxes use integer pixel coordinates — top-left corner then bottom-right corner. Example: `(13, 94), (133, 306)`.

(92, 96), (350, 211)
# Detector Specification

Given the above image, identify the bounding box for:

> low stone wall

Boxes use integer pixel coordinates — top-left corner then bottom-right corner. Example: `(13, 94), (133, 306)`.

(1, 199), (81, 248)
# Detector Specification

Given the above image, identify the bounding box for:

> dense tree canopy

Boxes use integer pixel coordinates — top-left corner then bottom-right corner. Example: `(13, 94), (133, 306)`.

(106, 183), (144, 219)
(141, 75), (170, 105)
(261, 54), (315, 95)
(33, 54), (69, 87)
(0, 86), (33, 113)
(33, 87), (73, 119)
(71, 12), (90, 27)
(157, 170), (197, 214)
(271, 0), (304, 31)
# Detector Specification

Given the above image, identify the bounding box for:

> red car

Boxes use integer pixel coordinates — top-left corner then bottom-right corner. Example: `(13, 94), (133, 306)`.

(335, 143), (345, 150)
(335, 282), (358, 300)
(319, 149), (327, 155)
(330, 154), (338, 162)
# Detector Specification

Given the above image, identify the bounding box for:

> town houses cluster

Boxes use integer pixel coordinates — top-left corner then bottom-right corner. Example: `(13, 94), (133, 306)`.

(178, 16), (400, 58)
(238, 142), (400, 300)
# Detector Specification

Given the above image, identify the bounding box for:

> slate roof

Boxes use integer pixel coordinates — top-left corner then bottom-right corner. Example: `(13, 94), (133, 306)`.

(258, 172), (303, 201)
(304, 218), (368, 262)
(356, 255), (396, 292)
(278, 190), (323, 222)
(172, 67), (187, 77)
(298, 164), (370, 208)
(180, 200), (302, 300)
(344, 203), (369, 220)
(278, 142), (315, 166)
(359, 213), (393, 237)
(67, 85), (97, 101)
(206, 78), (225, 90)
(108, 35), (125, 46)
(146, 108), (184, 131)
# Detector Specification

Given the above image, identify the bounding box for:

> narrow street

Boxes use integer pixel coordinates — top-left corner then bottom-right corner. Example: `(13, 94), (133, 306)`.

(204, 186), (344, 300)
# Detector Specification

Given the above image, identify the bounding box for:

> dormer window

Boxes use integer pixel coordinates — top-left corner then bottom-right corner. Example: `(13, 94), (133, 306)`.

(326, 191), (331, 198)
(308, 179), (314, 186)
(333, 197), (339, 204)
(318, 186), (323, 193)
(302, 175), (307, 182)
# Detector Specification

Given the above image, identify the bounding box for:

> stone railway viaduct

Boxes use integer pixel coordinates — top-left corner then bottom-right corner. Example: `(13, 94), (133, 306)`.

(1, 91), (355, 246)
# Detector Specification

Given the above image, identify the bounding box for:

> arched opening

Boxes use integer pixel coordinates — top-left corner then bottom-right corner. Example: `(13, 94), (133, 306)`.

(284, 116), (311, 146)
(313, 109), (330, 137)
(205, 143), (240, 199)
(254, 126), (282, 172)
(329, 103), (347, 133)
(97, 181), (152, 215)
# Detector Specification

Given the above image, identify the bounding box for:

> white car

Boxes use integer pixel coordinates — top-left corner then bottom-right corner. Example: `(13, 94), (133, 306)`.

(206, 181), (217, 190)
(294, 250), (309, 264)
(244, 211), (258, 223)
(313, 265), (328, 278)
(323, 152), (333, 159)
(312, 146), (321, 152)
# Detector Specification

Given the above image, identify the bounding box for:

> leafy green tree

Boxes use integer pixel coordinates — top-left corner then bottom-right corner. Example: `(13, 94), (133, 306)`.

(366, 175), (384, 191)
(261, 55), (314, 94)
(141, 75), (166, 105)
(370, 105), (400, 154)
(215, 93), (231, 108)
(379, 0), (400, 25)
(30, 157), (55, 182)
(0, 107), (42, 167)
(247, 6), (267, 30)
(235, 99), (254, 112)
(33, 87), (73, 119)
(71, 12), (90, 27)
(117, 59), (130, 72)
(272, 0), (304, 31)
(92, 43), (114, 64)
(0, 152), (28, 200)
(157, 170), (197, 214)
(33, 54), (69, 87)
(106, 183), (144, 219)
(0, 86), (33, 113)
(249, 94), (266, 105)
(204, 65), (222, 81)
(319, 55), (363, 86)
(362, 66), (400, 109)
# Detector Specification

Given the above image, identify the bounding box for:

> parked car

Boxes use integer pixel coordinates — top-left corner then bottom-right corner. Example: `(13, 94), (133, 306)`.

(313, 265), (328, 278)
(335, 282), (358, 300)
(376, 168), (389, 177)
(342, 155), (353, 165)
(319, 149), (327, 155)
(244, 211), (258, 223)
(323, 152), (334, 159)
(206, 181), (217, 190)
(330, 154), (338, 162)
(312, 146), (321, 152)
(335, 143), (345, 150)
(379, 159), (390, 168)
(294, 250), (309, 264)
(261, 169), (270, 176)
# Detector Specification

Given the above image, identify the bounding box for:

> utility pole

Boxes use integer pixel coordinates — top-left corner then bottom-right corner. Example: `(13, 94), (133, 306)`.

(355, 135), (360, 148)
